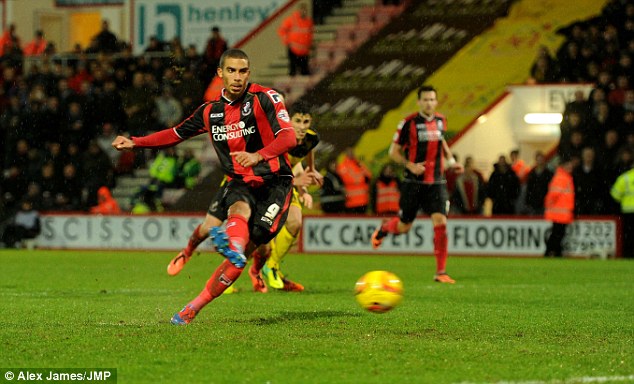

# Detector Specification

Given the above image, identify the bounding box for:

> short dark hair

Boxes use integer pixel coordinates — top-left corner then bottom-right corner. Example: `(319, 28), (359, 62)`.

(212, 26), (220, 32)
(219, 49), (249, 68)
(417, 85), (437, 99)
(289, 100), (312, 116)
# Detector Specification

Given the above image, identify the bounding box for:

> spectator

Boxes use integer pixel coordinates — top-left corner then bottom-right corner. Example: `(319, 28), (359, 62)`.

(486, 155), (520, 215)
(0, 23), (22, 68)
(174, 68), (204, 116)
(595, 129), (621, 169)
(122, 72), (156, 137)
(523, 151), (553, 216)
(94, 79), (125, 128)
(35, 162), (60, 210)
(444, 153), (460, 197)
(144, 35), (166, 53)
(564, 89), (590, 122)
(203, 26), (228, 83)
(510, 149), (530, 182)
(64, 101), (90, 149)
(56, 163), (83, 211)
(89, 186), (121, 214)
(573, 147), (607, 215)
(610, 163), (634, 258)
(1, 166), (28, 211)
(278, 3), (314, 76)
(320, 158), (346, 213)
(93, 20), (119, 53)
(148, 147), (179, 195)
(559, 129), (585, 161)
(23, 30), (47, 56)
(131, 187), (162, 214)
(371, 163), (400, 215)
(529, 48), (558, 83)
(155, 86), (183, 129)
(177, 148), (201, 190)
(95, 122), (122, 168)
(559, 112), (587, 156)
(544, 156), (576, 257)
(337, 147), (372, 214)
(1, 199), (40, 248)
(450, 156), (486, 215)
(82, 140), (115, 208)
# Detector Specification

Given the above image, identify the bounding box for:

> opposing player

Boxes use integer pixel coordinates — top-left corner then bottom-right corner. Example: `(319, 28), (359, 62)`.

(262, 100), (322, 291)
(370, 85), (463, 283)
(112, 49), (297, 324)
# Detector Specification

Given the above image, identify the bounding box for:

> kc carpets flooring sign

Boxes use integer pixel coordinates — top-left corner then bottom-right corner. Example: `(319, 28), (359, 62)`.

(301, 216), (618, 257)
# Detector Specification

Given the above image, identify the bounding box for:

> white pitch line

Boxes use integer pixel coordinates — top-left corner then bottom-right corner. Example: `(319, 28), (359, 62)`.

(455, 374), (634, 384)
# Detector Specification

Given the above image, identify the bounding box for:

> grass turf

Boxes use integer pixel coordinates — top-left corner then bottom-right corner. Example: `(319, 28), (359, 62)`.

(0, 250), (632, 384)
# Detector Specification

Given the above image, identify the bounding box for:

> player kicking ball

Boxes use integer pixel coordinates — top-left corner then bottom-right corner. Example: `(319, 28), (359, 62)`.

(113, 49), (297, 325)
(166, 102), (322, 293)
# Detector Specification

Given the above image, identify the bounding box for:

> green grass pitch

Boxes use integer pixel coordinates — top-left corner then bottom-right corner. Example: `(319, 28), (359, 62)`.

(0, 250), (632, 384)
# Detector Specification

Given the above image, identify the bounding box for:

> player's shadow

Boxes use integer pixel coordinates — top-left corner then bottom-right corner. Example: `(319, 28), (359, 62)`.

(235, 310), (361, 326)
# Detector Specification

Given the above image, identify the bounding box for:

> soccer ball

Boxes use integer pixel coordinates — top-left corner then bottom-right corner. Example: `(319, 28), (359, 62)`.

(354, 270), (403, 313)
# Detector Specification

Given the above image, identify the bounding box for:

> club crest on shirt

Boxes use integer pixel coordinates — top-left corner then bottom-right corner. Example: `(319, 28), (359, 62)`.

(242, 101), (252, 116)
(277, 109), (290, 122)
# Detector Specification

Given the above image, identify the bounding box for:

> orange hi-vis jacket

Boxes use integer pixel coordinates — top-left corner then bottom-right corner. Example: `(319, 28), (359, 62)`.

(375, 179), (400, 214)
(278, 11), (314, 56)
(337, 156), (372, 209)
(544, 166), (575, 224)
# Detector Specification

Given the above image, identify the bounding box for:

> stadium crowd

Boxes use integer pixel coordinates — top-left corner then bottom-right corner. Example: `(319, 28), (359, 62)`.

(0, 22), (214, 223)
(1, 0), (634, 251)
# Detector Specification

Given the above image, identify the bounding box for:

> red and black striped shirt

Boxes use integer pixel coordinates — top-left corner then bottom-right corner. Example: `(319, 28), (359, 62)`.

(393, 111), (448, 185)
(132, 83), (296, 186)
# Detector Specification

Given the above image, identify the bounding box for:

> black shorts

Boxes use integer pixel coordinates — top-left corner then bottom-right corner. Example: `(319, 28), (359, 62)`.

(207, 182), (229, 222)
(208, 176), (293, 245)
(399, 181), (449, 223)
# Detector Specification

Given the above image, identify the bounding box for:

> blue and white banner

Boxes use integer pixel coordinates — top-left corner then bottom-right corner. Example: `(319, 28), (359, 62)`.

(129, 0), (283, 54)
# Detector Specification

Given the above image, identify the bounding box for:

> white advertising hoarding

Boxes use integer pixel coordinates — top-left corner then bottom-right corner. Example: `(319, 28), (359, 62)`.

(129, 0), (283, 53)
(38, 214), (215, 250)
(301, 216), (618, 257)
(36, 214), (619, 257)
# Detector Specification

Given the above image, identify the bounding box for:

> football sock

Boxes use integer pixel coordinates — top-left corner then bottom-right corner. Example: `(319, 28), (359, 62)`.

(226, 214), (249, 253)
(267, 225), (296, 270)
(184, 224), (206, 256)
(189, 259), (244, 311)
(433, 224), (448, 274)
(381, 217), (400, 236)
(251, 249), (267, 275)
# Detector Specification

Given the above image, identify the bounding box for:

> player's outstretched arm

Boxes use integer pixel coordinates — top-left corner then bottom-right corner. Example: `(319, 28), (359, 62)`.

(112, 135), (135, 151)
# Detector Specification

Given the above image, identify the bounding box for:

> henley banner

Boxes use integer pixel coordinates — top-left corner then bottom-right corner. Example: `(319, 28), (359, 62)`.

(36, 215), (619, 257)
(129, 0), (283, 53)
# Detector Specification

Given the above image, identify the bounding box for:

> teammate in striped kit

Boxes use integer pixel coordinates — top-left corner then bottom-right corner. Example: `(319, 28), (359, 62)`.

(112, 49), (297, 324)
(371, 85), (463, 283)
